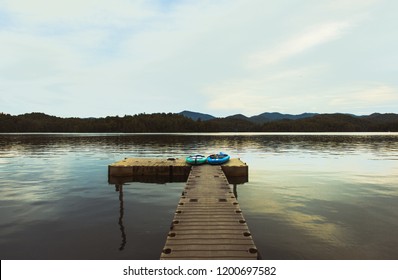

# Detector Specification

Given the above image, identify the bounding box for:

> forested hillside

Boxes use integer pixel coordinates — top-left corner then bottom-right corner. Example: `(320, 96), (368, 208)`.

(1, 112), (397, 132)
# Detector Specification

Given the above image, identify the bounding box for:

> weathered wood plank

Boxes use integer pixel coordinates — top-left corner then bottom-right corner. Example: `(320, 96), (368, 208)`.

(160, 165), (258, 260)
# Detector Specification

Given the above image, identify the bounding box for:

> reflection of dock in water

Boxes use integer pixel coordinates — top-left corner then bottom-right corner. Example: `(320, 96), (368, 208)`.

(115, 185), (127, 251)
(108, 158), (257, 259)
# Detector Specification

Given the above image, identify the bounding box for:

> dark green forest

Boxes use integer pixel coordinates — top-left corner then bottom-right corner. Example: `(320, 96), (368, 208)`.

(1, 112), (398, 132)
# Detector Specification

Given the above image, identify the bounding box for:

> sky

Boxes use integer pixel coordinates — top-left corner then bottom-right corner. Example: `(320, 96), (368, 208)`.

(0, 0), (397, 117)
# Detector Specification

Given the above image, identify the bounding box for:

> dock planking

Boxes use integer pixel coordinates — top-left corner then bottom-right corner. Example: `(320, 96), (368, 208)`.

(160, 165), (258, 260)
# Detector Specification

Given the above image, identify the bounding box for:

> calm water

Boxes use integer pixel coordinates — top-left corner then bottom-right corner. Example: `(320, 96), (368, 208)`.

(1, 133), (398, 260)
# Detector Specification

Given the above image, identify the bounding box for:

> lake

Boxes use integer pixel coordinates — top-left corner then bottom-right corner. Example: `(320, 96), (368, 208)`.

(1, 133), (397, 260)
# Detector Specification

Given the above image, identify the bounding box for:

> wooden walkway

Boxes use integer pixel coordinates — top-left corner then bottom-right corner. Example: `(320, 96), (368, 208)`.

(160, 165), (258, 260)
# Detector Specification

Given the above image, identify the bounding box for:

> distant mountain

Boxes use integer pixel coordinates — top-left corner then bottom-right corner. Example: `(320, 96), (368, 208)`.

(179, 110), (215, 121)
(180, 111), (318, 123)
(250, 112), (318, 123)
(207, 115), (255, 132)
(360, 113), (398, 122)
(225, 114), (250, 121)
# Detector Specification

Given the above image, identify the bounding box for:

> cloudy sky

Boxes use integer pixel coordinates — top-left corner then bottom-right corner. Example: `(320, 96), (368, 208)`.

(1, 0), (397, 117)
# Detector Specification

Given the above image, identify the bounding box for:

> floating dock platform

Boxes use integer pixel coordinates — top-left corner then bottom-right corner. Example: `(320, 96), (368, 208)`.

(108, 157), (248, 184)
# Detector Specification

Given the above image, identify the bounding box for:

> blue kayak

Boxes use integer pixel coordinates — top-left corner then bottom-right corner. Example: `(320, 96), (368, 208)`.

(207, 152), (230, 165)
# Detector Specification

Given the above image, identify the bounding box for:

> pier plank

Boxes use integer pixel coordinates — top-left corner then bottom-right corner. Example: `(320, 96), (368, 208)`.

(160, 165), (258, 260)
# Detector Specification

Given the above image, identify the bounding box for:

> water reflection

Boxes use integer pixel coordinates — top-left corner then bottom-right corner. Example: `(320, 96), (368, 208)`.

(1, 133), (398, 259)
(2, 133), (398, 159)
(233, 184), (238, 199)
(115, 184), (127, 251)
(238, 164), (398, 259)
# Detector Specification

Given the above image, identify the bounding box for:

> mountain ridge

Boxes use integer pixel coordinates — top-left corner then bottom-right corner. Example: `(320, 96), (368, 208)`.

(180, 110), (318, 123)
(178, 110), (215, 121)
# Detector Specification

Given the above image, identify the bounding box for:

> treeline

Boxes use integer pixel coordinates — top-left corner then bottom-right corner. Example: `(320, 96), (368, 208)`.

(1, 112), (398, 132)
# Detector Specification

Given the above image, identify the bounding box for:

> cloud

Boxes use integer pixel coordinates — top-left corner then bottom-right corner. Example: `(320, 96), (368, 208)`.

(0, 0), (397, 116)
(0, 31), (80, 80)
(329, 84), (398, 111)
(204, 66), (398, 115)
(326, 0), (380, 11)
(246, 21), (354, 68)
(1, 0), (154, 27)
(204, 66), (328, 115)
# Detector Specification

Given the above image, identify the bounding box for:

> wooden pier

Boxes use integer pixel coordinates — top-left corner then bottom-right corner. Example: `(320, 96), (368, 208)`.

(108, 157), (248, 184)
(160, 164), (258, 259)
(108, 158), (258, 260)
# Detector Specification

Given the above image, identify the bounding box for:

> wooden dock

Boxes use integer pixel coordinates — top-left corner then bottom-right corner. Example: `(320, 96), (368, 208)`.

(108, 157), (257, 260)
(160, 164), (258, 260)
(108, 157), (248, 184)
